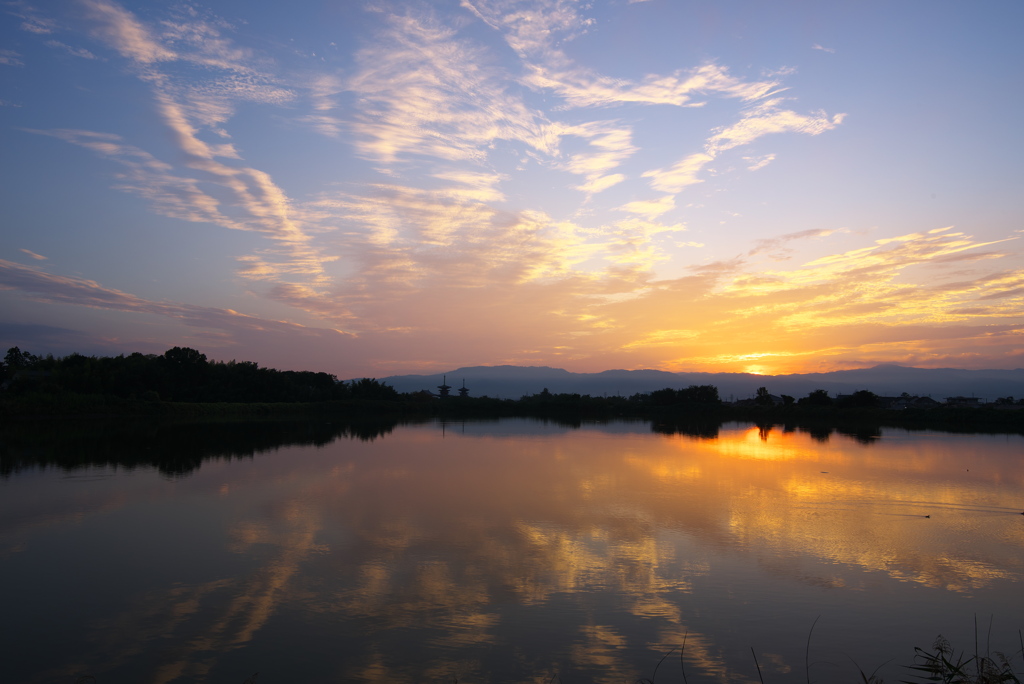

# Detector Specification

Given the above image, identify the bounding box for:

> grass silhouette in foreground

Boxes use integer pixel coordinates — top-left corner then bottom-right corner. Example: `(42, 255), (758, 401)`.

(629, 618), (1024, 684)
(901, 632), (1024, 684)
(67, 625), (1024, 684)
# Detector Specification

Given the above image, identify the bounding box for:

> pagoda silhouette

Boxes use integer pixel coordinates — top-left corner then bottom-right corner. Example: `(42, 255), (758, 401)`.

(437, 375), (469, 398)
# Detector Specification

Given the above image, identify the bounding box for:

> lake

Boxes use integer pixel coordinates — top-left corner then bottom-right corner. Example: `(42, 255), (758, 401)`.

(2, 418), (1023, 683)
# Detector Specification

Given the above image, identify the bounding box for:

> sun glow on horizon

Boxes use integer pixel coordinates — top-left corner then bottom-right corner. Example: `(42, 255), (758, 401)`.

(1, 1), (1021, 376)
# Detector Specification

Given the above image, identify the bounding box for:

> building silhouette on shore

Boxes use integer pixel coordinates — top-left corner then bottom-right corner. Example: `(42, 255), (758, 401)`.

(436, 376), (469, 398)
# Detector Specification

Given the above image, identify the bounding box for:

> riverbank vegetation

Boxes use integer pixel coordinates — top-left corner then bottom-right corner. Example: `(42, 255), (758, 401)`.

(2, 346), (1022, 433)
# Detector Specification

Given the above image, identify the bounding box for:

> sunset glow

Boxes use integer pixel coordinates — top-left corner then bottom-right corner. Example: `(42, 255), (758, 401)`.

(2, 1), (1021, 376)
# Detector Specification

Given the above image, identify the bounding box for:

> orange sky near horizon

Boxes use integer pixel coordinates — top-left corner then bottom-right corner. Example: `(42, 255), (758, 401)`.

(1, 1), (1021, 377)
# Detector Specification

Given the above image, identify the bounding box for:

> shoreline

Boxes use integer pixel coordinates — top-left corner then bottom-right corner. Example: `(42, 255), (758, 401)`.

(2, 393), (1022, 435)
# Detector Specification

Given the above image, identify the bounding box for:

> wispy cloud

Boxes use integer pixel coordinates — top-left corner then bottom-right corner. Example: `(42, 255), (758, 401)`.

(82, 0), (176, 64)
(706, 99), (845, 153)
(8, 1), (57, 35)
(617, 194), (676, 218)
(19, 249), (47, 260)
(461, 1), (847, 211)
(641, 153), (713, 195)
(644, 100), (843, 193)
(594, 228), (1023, 372)
(44, 40), (98, 59)
(31, 0), (845, 316)
(346, 5), (556, 166)
(25, 1), (333, 287)
(747, 228), (842, 259)
(528, 61), (780, 109)
(465, 0), (778, 108)
(0, 50), (25, 66)
(29, 125), (331, 283)
(0, 258), (352, 340)
(15, 0), (1001, 376)
(559, 121), (637, 196)
(743, 154), (776, 171)
(300, 74), (346, 137)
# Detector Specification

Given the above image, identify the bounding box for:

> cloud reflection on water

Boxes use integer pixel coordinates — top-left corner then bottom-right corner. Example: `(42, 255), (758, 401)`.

(4, 420), (1023, 683)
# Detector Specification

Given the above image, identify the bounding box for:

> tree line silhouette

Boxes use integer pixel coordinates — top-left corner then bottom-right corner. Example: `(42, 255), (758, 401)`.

(1, 346), (397, 404)
(3, 346), (1021, 433)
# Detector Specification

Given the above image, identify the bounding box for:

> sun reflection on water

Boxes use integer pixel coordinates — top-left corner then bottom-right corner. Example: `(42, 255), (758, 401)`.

(5, 421), (1023, 684)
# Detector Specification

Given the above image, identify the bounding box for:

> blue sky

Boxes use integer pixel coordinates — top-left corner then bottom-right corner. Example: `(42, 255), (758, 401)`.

(2, 0), (1022, 376)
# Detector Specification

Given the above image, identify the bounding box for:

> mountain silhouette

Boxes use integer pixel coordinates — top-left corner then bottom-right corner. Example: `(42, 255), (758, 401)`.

(373, 364), (1024, 401)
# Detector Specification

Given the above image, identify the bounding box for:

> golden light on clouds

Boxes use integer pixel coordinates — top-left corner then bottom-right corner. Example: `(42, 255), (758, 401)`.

(3, 0), (1022, 375)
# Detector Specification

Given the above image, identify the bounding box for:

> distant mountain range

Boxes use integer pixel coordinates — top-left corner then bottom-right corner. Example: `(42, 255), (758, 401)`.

(372, 365), (1024, 402)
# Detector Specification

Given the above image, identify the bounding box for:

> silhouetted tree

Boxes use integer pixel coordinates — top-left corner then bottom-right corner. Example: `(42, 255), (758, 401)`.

(160, 347), (210, 401)
(163, 346), (207, 368)
(649, 387), (678, 406)
(348, 378), (399, 401)
(798, 389), (833, 407)
(755, 386), (773, 406)
(678, 384), (721, 405)
(837, 389), (879, 409)
(4, 346), (38, 373)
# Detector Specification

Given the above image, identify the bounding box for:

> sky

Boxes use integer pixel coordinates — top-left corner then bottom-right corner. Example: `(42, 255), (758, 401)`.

(1, 0), (1022, 378)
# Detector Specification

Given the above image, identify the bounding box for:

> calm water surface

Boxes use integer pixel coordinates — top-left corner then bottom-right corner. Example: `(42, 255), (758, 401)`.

(2, 419), (1023, 683)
